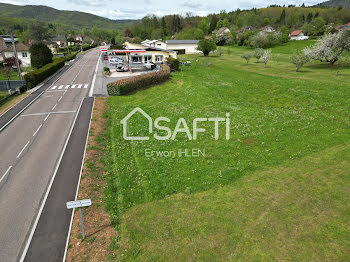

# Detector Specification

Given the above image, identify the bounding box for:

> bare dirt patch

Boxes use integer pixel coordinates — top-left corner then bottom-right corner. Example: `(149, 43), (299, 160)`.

(66, 97), (117, 262)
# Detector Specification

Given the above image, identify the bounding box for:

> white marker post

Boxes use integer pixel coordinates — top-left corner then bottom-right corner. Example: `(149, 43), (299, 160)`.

(66, 199), (92, 239)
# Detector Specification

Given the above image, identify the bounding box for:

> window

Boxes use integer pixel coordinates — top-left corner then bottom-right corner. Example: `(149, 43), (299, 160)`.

(144, 56), (152, 63)
(22, 52), (27, 58)
(155, 55), (163, 63)
(132, 56), (142, 63)
(157, 43), (161, 46)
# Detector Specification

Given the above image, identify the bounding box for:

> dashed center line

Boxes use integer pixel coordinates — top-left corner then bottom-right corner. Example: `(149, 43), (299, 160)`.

(44, 113), (50, 122)
(17, 141), (30, 159)
(33, 125), (42, 137)
(0, 166), (12, 185)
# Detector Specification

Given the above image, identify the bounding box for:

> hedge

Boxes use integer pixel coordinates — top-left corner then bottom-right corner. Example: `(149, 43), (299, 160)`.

(24, 51), (79, 89)
(107, 64), (171, 96)
(167, 57), (180, 71)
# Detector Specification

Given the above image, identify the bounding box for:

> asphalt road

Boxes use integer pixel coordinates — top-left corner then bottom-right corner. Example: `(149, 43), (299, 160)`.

(0, 48), (100, 262)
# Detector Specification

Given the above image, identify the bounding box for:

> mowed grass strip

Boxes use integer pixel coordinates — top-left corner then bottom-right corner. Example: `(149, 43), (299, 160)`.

(118, 143), (350, 261)
(104, 44), (350, 260)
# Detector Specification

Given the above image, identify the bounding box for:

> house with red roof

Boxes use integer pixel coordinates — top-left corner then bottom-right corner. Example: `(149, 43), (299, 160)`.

(289, 30), (309, 40)
(336, 22), (350, 31)
(3, 43), (31, 66)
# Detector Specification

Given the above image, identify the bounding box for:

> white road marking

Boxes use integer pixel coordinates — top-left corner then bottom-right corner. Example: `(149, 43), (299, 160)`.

(44, 113), (50, 122)
(65, 85), (70, 89)
(89, 52), (101, 97)
(46, 90), (65, 93)
(52, 86), (57, 90)
(21, 111), (76, 117)
(77, 84), (82, 89)
(58, 85), (64, 89)
(83, 84), (88, 89)
(58, 96), (63, 102)
(17, 141), (30, 158)
(52, 103), (57, 110)
(0, 166), (12, 187)
(71, 84), (76, 89)
(32, 124), (42, 137)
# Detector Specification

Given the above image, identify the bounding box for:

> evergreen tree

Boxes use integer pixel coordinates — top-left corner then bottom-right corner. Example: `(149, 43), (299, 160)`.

(30, 42), (53, 69)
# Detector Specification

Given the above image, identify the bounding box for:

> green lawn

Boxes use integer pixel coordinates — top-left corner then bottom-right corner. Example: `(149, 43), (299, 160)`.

(0, 91), (8, 100)
(0, 71), (20, 80)
(104, 44), (350, 261)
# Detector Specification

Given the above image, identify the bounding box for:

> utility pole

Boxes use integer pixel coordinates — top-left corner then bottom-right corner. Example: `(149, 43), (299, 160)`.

(10, 31), (23, 81)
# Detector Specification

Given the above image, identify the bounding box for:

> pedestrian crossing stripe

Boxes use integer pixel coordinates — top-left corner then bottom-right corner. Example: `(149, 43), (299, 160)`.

(51, 84), (88, 90)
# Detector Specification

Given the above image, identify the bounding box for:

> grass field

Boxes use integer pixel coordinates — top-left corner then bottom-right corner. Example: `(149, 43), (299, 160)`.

(0, 71), (20, 80)
(104, 41), (350, 261)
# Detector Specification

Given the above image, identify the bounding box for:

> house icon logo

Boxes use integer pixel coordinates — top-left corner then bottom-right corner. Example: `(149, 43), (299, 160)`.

(120, 107), (153, 140)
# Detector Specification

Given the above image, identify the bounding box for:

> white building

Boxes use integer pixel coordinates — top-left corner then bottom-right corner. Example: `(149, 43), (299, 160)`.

(165, 40), (200, 54)
(141, 39), (168, 49)
(0, 37), (7, 61)
(289, 30), (309, 40)
(3, 43), (31, 66)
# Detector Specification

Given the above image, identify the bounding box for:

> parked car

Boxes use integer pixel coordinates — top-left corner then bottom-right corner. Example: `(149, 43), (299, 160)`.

(109, 57), (123, 65)
(116, 63), (125, 72)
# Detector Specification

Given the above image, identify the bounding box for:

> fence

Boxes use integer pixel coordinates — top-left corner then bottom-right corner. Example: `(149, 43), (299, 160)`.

(0, 80), (26, 94)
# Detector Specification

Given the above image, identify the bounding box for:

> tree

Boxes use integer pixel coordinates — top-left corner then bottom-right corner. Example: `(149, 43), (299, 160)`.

(307, 17), (326, 36)
(197, 39), (217, 56)
(30, 42), (53, 69)
(290, 51), (309, 72)
(29, 22), (50, 42)
(198, 17), (209, 35)
(254, 48), (264, 62)
(209, 15), (218, 32)
(3, 56), (22, 67)
(304, 31), (350, 67)
(111, 37), (116, 45)
(241, 52), (253, 64)
(280, 9), (286, 25)
(262, 49), (272, 67)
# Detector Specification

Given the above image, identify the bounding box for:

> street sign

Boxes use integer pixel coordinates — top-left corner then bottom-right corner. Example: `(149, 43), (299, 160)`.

(66, 199), (91, 209)
(66, 199), (92, 239)
(100, 46), (108, 52)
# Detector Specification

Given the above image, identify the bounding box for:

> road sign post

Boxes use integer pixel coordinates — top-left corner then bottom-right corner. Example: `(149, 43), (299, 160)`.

(66, 199), (92, 240)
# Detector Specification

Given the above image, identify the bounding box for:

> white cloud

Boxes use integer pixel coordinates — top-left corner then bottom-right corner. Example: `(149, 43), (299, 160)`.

(0, 0), (327, 19)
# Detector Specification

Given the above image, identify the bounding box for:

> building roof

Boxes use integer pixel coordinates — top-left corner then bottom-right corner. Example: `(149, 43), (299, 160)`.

(52, 35), (66, 42)
(290, 30), (303, 36)
(4, 43), (30, 52)
(336, 22), (350, 30)
(0, 37), (7, 52)
(166, 40), (199, 44)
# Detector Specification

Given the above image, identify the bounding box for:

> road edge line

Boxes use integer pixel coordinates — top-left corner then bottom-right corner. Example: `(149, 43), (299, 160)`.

(62, 97), (95, 262)
(89, 51), (101, 97)
(19, 98), (85, 262)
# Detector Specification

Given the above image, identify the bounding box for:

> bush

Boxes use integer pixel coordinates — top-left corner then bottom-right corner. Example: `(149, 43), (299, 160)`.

(262, 49), (272, 67)
(241, 52), (253, 64)
(0, 61), (3, 67)
(197, 39), (217, 56)
(290, 52), (309, 72)
(30, 42), (53, 69)
(24, 58), (65, 89)
(167, 57), (180, 71)
(3, 56), (22, 67)
(254, 48), (264, 62)
(104, 67), (110, 72)
(107, 64), (170, 96)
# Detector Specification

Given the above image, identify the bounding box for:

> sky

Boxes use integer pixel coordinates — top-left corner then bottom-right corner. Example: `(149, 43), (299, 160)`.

(0, 0), (326, 19)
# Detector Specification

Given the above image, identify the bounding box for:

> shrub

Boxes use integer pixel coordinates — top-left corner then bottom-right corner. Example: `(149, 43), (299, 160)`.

(241, 52), (253, 64)
(0, 61), (3, 67)
(30, 42), (53, 69)
(104, 67), (110, 72)
(24, 58), (65, 89)
(167, 57), (180, 71)
(262, 49), (272, 68)
(3, 56), (22, 67)
(254, 48), (264, 62)
(197, 39), (217, 56)
(290, 52), (309, 72)
(107, 64), (170, 96)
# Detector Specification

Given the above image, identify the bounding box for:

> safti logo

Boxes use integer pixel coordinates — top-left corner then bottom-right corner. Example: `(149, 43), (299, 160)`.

(120, 107), (230, 141)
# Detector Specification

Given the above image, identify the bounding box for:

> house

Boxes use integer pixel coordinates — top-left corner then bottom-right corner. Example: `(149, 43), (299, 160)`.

(0, 37), (7, 61)
(51, 35), (66, 47)
(121, 42), (177, 65)
(261, 26), (276, 33)
(289, 30), (309, 40)
(3, 43), (31, 66)
(0, 35), (18, 44)
(141, 39), (167, 49)
(216, 27), (231, 36)
(165, 40), (200, 54)
(336, 22), (350, 31)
